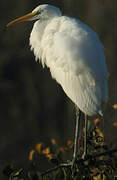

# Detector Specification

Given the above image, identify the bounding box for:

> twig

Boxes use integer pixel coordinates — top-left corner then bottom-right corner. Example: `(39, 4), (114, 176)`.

(41, 163), (71, 176)
(92, 148), (117, 158)
(76, 148), (117, 163)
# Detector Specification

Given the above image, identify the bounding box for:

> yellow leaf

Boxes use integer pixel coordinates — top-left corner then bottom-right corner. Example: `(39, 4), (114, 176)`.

(35, 143), (43, 154)
(42, 147), (50, 155)
(60, 146), (68, 153)
(94, 118), (100, 125)
(113, 122), (117, 127)
(46, 153), (53, 159)
(113, 104), (117, 110)
(96, 128), (103, 137)
(51, 138), (57, 145)
(67, 140), (73, 149)
(29, 149), (35, 160)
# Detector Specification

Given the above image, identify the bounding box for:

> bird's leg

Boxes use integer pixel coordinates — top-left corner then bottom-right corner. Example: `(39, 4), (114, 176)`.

(58, 108), (81, 178)
(59, 108), (81, 170)
(70, 108), (81, 178)
(72, 108), (81, 164)
(82, 114), (88, 159)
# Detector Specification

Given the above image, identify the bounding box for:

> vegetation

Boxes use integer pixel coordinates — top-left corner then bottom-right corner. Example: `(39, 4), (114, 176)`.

(3, 124), (117, 179)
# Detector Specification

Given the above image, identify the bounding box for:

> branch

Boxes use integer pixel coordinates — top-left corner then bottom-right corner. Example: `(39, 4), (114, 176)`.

(41, 163), (71, 176)
(41, 148), (117, 176)
(92, 148), (117, 158)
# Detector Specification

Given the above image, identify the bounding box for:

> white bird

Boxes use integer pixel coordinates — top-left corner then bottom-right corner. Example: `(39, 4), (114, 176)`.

(7, 4), (108, 162)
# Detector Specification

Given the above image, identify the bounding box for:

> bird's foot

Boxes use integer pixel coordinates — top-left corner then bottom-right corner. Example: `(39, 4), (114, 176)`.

(58, 158), (78, 178)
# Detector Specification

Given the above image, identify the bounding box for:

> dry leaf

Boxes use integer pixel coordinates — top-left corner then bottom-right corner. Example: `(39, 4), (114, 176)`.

(96, 128), (103, 137)
(113, 104), (117, 110)
(46, 153), (53, 159)
(67, 140), (73, 149)
(35, 143), (43, 154)
(113, 122), (117, 127)
(94, 118), (100, 125)
(42, 147), (50, 155)
(29, 149), (35, 160)
(51, 138), (57, 145)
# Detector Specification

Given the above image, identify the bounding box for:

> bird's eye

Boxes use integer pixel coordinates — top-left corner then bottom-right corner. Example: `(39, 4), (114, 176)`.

(36, 9), (43, 15)
(35, 11), (40, 15)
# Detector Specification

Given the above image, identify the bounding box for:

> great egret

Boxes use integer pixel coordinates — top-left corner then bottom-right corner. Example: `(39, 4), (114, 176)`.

(7, 4), (108, 163)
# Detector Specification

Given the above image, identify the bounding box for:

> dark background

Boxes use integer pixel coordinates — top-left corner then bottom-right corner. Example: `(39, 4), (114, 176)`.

(0, 0), (117, 178)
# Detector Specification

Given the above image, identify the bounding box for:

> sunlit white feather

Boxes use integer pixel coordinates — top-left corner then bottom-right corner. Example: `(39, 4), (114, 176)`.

(30, 4), (108, 116)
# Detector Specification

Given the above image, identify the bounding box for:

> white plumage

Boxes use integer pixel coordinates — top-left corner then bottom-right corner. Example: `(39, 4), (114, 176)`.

(29, 4), (108, 116)
(7, 4), (108, 116)
(7, 4), (109, 161)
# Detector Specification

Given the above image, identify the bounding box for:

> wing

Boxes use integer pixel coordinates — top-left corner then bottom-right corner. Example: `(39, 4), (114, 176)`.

(50, 18), (108, 115)
(50, 67), (105, 116)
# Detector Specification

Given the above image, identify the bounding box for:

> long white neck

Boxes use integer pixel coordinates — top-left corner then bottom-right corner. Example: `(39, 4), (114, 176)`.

(30, 19), (50, 66)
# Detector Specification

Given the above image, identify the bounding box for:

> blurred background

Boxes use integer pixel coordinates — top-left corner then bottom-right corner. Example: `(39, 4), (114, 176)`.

(0, 0), (117, 178)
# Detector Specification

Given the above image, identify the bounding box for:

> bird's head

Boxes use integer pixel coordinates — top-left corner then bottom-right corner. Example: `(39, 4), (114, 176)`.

(7, 4), (62, 27)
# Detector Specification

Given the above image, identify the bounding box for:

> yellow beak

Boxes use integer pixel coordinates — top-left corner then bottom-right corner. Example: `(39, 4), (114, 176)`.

(7, 12), (36, 27)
